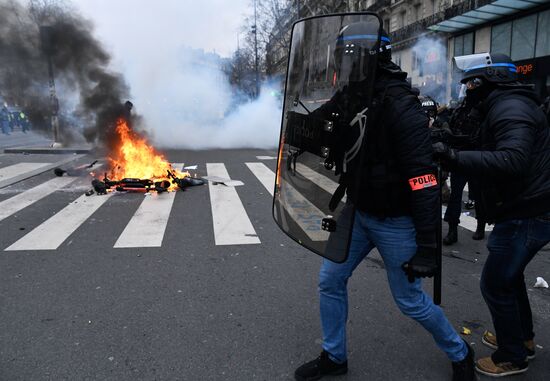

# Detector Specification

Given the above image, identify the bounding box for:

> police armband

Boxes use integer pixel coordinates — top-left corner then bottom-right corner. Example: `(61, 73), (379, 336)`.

(408, 174), (438, 191)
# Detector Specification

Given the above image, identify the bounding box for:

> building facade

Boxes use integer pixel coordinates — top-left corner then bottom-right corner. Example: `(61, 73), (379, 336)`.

(266, 0), (550, 102)
(430, 1), (550, 100)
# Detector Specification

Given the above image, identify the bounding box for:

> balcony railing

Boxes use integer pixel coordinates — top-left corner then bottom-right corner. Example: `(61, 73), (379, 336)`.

(389, 12), (446, 45)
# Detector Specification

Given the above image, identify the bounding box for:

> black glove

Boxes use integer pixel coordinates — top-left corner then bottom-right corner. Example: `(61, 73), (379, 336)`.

(432, 142), (458, 164)
(402, 246), (438, 283)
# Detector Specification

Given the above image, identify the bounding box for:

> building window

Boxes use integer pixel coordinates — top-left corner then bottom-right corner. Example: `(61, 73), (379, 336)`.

(415, 4), (422, 21)
(491, 22), (512, 56)
(536, 9), (550, 57)
(511, 14), (537, 61)
(463, 33), (474, 55)
(384, 18), (390, 32)
(399, 11), (406, 29)
(454, 32), (474, 57)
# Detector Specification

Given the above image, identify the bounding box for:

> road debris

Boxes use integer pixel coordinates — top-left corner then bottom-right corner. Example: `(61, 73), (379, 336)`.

(460, 327), (472, 335)
(202, 175), (244, 187)
(534, 276), (549, 288)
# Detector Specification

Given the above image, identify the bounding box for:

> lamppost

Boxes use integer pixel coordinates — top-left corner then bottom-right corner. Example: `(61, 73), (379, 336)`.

(253, 0), (260, 98)
(39, 26), (61, 146)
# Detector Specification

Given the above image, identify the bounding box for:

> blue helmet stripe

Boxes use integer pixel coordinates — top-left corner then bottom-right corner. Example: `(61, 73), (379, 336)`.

(464, 63), (517, 72)
(337, 34), (391, 43)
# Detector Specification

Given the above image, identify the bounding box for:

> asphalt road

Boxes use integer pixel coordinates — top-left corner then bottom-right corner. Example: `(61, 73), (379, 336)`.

(0, 148), (549, 381)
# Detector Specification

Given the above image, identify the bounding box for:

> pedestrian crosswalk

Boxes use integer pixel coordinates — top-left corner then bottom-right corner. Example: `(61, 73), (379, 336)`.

(0, 161), (489, 251)
(207, 163), (260, 246)
(0, 155), (85, 188)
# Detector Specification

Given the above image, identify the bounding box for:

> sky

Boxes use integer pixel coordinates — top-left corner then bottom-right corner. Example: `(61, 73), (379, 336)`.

(72, 0), (251, 66)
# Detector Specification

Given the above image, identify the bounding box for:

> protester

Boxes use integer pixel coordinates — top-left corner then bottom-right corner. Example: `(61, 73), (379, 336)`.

(434, 52), (550, 377)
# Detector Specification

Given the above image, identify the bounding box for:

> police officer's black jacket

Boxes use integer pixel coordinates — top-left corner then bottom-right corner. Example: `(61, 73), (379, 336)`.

(345, 70), (440, 246)
(456, 86), (550, 222)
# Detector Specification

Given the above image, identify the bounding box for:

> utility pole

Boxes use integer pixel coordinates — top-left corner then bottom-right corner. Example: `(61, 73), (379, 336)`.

(253, 0), (260, 98)
(39, 26), (61, 146)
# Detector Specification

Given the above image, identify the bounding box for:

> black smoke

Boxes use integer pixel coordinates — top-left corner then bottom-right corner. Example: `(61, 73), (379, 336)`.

(0, 0), (140, 148)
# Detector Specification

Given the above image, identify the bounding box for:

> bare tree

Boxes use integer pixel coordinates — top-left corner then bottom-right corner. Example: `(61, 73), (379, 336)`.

(28, 0), (72, 25)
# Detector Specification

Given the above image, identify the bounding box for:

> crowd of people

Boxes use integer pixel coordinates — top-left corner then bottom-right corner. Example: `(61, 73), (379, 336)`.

(1, 103), (31, 135)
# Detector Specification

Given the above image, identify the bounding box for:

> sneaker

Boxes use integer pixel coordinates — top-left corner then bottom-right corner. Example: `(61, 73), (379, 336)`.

(294, 350), (348, 381)
(452, 341), (476, 381)
(465, 200), (475, 210)
(475, 356), (528, 377)
(482, 331), (536, 360)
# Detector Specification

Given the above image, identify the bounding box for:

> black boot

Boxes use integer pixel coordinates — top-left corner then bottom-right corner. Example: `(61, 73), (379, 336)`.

(452, 341), (476, 381)
(472, 220), (485, 240)
(294, 350), (348, 381)
(443, 224), (458, 245)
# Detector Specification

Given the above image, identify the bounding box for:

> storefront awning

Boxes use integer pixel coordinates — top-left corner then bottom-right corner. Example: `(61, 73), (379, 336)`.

(429, 0), (549, 33)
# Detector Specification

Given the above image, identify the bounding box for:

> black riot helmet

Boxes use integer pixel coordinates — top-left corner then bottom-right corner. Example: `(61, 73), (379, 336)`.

(454, 52), (518, 84)
(334, 20), (391, 83)
(418, 95), (438, 119)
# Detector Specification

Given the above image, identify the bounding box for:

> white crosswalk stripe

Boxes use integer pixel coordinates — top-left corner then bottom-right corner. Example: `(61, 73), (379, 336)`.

(295, 163), (346, 203)
(247, 162), (329, 242)
(5, 192), (114, 251)
(277, 177), (330, 242)
(0, 162), (50, 184)
(207, 163), (260, 245)
(0, 176), (78, 223)
(113, 164), (184, 248)
(0, 156), (85, 188)
(245, 162), (275, 196)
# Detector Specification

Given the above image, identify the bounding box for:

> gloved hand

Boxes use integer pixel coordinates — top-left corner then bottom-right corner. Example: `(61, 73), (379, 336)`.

(402, 246), (438, 283)
(432, 142), (458, 164)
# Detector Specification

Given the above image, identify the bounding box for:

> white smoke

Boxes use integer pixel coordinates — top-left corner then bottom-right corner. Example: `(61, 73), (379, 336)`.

(132, 47), (282, 149)
(411, 36), (449, 104)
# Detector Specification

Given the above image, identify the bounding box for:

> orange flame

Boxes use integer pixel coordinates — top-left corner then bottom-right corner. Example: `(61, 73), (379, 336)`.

(107, 119), (188, 187)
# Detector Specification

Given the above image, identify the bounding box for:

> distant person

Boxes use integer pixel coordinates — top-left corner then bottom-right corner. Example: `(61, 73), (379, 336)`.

(442, 96), (486, 245)
(1, 104), (10, 135)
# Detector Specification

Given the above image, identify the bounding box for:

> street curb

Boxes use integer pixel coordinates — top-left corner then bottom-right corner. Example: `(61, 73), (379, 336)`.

(0, 154), (85, 189)
(3, 147), (92, 154)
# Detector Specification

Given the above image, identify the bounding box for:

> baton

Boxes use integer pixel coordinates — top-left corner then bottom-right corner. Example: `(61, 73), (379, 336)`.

(434, 162), (443, 305)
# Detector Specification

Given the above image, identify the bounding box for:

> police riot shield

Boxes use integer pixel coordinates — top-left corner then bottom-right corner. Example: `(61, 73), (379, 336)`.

(273, 13), (382, 263)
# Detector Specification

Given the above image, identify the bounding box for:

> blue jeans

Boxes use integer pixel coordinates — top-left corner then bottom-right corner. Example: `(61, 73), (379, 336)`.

(481, 212), (550, 364)
(319, 210), (467, 363)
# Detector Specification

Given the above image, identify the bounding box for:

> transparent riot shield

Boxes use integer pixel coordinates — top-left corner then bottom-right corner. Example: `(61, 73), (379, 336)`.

(273, 13), (382, 263)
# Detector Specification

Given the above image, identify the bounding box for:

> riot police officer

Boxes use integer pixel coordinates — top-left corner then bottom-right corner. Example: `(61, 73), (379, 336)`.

(288, 19), (475, 381)
(434, 53), (550, 377)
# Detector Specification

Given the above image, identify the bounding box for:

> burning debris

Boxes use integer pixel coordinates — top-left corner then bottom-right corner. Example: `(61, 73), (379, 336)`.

(87, 117), (205, 195)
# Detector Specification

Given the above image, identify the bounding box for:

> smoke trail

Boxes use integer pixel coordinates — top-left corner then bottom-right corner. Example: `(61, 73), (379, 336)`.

(0, 0), (138, 147)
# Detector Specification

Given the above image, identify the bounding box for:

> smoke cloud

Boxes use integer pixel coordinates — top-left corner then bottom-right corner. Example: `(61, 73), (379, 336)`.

(132, 46), (282, 149)
(0, 0), (142, 147)
(1, 0), (282, 149)
(411, 36), (448, 104)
